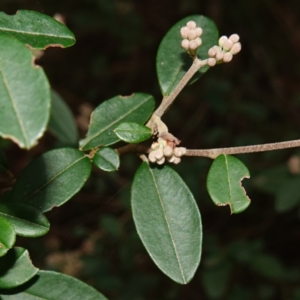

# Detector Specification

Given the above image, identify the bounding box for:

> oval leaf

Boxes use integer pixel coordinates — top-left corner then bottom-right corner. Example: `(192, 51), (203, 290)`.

(11, 148), (92, 212)
(0, 202), (49, 237)
(131, 162), (202, 284)
(48, 90), (79, 145)
(114, 122), (152, 143)
(0, 10), (75, 49)
(207, 154), (251, 213)
(0, 247), (38, 289)
(0, 33), (50, 149)
(79, 93), (155, 150)
(156, 15), (219, 96)
(93, 147), (120, 172)
(0, 217), (15, 257)
(0, 270), (108, 299)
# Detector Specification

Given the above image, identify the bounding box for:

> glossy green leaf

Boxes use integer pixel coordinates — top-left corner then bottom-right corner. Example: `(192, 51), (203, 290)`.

(11, 148), (92, 212)
(207, 154), (251, 214)
(93, 147), (120, 172)
(0, 10), (75, 50)
(131, 162), (202, 284)
(0, 247), (38, 289)
(275, 177), (300, 212)
(0, 202), (49, 237)
(114, 122), (152, 143)
(80, 93), (155, 150)
(0, 217), (15, 257)
(0, 270), (108, 299)
(0, 33), (50, 149)
(48, 90), (79, 145)
(156, 15), (219, 96)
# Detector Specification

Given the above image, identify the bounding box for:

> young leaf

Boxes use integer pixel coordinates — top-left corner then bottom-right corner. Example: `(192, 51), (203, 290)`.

(0, 202), (49, 237)
(131, 162), (202, 284)
(0, 217), (16, 257)
(114, 122), (152, 143)
(48, 90), (79, 146)
(207, 154), (251, 213)
(0, 10), (75, 50)
(11, 148), (92, 212)
(79, 93), (155, 150)
(156, 15), (219, 96)
(0, 247), (38, 289)
(0, 33), (50, 149)
(0, 270), (108, 299)
(93, 147), (120, 172)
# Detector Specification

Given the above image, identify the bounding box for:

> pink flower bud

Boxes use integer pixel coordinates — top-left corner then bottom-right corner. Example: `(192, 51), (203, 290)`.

(148, 151), (157, 163)
(180, 26), (189, 39)
(155, 149), (164, 160)
(173, 157), (181, 164)
(208, 58), (216, 66)
(223, 39), (233, 51)
(208, 47), (216, 57)
(230, 42), (241, 55)
(167, 155), (176, 163)
(157, 157), (165, 165)
(223, 52), (233, 62)
(151, 142), (159, 150)
(174, 147), (186, 157)
(187, 29), (197, 40)
(195, 27), (203, 37)
(163, 145), (173, 157)
(189, 40), (199, 50)
(229, 34), (240, 43)
(195, 37), (202, 47)
(181, 39), (190, 51)
(216, 51), (224, 61)
(218, 36), (227, 47)
(187, 21), (197, 29)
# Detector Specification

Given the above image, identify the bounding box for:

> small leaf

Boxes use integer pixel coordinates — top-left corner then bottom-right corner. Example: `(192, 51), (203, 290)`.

(131, 162), (202, 284)
(80, 93), (155, 150)
(0, 270), (108, 299)
(0, 247), (38, 289)
(157, 15), (219, 96)
(11, 148), (92, 212)
(0, 33), (50, 149)
(93, 147), (120, 172)
(0, 10), (75, 49)
(48, 90), (79, 145)
(0, 217), (15, 257)
(114, 122), (152, 143)
(0, 202), (49, 237)
(206, 154), (250, 213)
(275, 177), (300, 212)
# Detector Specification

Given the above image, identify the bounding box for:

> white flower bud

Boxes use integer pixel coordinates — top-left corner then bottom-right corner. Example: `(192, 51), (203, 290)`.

(195, 37), (202, 47)
(187, 29), (197, 40)
(189, 40), (199, 50)
(223, 39), (233, 51)
(174, 147), (186, 157)
(230, 42), (241, 55)
(180, 26), (189, 39)
(173, 157), (181, 164)
(157, 157), (165, 165)
(163, 145), (173, 157)
(155, 148), (164, 160)
(223, 52), (233, 63)
(148, 151), (157, 163)
(218, 36), (227, 47)
(216, 51), (224, 61)
(229, 34), (240, 43)
(195, 27), (203, 37)
(167, 155), (176, 163)
(207, 58), (216, 66)
(157, 138), (167, 147)
(181, 39), (190, 51)
(187, 21), (197, 29)
(208, 47), (216, 57)
(151, 142), (159, 150)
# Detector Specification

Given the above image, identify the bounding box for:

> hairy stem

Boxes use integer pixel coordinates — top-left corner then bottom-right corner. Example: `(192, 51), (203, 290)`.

(185, 139), (300, 159)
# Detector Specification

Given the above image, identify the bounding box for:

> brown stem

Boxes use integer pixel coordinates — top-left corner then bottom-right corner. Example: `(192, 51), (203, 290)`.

(116, 143), (150, 156)
(185, 139), (300, 159)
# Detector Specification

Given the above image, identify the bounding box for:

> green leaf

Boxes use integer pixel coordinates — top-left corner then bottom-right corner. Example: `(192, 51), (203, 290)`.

(0, 33), (50, 149)
(0, 10), (75, 50)
(206, 154), (251, 214)
(114, 122), (152, 143)
(0, 202), (49, 237)
(156, 15), (219, 96)
(0, 217), (15, 257)
(48, 90), (79, 146)
(131, 162), (202, 284)
(0, 270), (108, 299)
(11, 148), (92, 212)
(80, 93), (155, 150)
(0, 247), (38, 289)
(93, 147), (120, 172)
(275, 177), (300, 212)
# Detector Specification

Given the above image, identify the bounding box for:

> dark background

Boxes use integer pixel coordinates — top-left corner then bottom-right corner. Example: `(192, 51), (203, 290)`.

(2, 0), (300, 299)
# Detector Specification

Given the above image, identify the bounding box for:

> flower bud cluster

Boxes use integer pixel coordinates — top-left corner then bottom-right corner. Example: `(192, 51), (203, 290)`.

(207, 34), (241, 66)
(180, 21), (203, 56)
(148, 138), (186, 165)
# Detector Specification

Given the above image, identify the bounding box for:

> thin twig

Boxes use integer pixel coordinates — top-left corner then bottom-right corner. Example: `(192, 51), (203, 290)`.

(185, 139), (300, 159)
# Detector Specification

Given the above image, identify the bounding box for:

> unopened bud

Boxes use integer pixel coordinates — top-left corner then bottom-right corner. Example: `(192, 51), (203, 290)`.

(189, 40), (199, 50)
(230, 42), (241, 55)
(223, 52), (233, 62)
(208, 47), (216, 57)
(229, 34), (240, 43)
(223, 39), (233, 51)
(195, 27), (203, 37)
(155, 149), (164, 160)
(187, 21), (197, 29)
(187, 29), (197, 40)
(174, 147), (186, 157)
(173, 157), (181, 164)
(207, 58), (216, 66)
(163, 145), (173, 157)
(167, 155), (176, 163)
(157, 157), (165, 165)
(181, 39), (190, 51)
(195, 37), (202, 47)
(180, 26), (189, 39)
(218, 36), (227, 47)
(216, 51), (224, 61)
(149, 151), (157, 163)
(151, 142), (159, 150)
